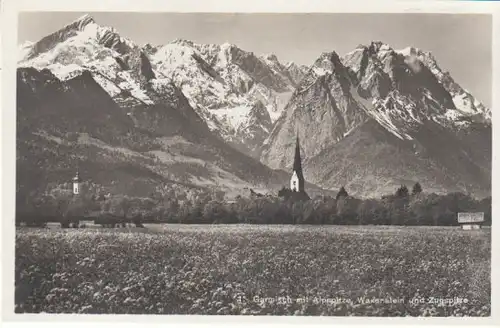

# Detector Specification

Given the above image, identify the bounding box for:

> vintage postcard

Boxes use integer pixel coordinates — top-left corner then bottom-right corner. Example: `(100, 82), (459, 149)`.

(1, 0), (498, 326)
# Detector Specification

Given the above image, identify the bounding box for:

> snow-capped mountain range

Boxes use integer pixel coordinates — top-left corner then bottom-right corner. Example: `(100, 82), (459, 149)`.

(16, 14), (327, 200)
(261, 41), (491, 197)
(18, 15), (491, 198)
(18, 14), (306, 157)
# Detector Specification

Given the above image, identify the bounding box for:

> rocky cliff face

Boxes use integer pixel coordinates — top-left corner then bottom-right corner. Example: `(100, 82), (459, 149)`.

(261, 41), (491, 198)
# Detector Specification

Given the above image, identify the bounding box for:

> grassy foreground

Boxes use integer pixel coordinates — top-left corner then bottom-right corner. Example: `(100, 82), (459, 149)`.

(15, 225), (491, 316)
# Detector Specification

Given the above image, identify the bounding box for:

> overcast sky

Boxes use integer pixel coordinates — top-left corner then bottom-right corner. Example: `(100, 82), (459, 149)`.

(18, 12), (492, 107)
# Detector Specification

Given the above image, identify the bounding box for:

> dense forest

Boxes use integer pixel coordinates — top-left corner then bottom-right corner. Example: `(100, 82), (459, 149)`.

(16, 182), (491, 227)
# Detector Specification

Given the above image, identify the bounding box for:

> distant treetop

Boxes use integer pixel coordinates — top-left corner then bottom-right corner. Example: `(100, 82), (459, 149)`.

(395, 185), (409, 198)
(412, 182), (423, 195)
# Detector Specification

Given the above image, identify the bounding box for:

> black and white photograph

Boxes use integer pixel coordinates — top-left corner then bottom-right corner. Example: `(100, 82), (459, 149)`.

(2, 0), (498, 322)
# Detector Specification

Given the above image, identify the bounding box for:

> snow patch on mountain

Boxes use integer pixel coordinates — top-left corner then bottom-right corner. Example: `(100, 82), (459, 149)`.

(210, 105), (254, 131)
(41, 63), (84, 80)
(92, 74), (122, 96)
(312, 66), (330, 76)
(117, 71), (154, 105)
(453, 93), (479, 115)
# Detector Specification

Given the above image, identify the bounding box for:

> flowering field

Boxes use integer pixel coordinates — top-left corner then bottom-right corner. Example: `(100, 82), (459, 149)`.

(15, 225), (490, 316)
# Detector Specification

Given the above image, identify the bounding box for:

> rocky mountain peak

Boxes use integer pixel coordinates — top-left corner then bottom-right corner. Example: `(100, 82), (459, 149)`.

(317, 51), (341, 63)
(397, 46), (422, 58)
(19, 13), (139, 65)
(71, 14), (96, 29)
(263, 53), (279, 63)
(171, 38), (196, 47)
(311, 51), (344, 76)
(142, 43), (159, 55)
(20, 14), (97, 61)
(219, 42), (237, 52)
(367, 41), (391, 54)
(261, 41), (491, 198)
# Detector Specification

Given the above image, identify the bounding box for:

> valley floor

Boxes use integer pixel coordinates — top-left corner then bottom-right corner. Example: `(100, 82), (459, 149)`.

(15, 224), (491, 316)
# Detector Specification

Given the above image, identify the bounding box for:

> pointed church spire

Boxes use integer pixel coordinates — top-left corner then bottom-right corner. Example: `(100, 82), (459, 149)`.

(290, 132), (305, 192)
(293, 134), (302, 173)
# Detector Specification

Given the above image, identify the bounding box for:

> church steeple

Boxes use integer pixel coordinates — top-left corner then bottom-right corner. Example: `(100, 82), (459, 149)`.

(293, 135), (302, 173)
(72, 170), (81, 195)
(290, 134), (305, 192)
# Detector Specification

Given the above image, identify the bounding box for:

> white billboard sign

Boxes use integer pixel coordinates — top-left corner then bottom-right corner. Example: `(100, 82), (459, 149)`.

(457, 212), (484, 224)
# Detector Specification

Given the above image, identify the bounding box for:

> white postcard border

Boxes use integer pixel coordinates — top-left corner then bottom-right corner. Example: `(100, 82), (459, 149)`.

(1, 0), (499, 326)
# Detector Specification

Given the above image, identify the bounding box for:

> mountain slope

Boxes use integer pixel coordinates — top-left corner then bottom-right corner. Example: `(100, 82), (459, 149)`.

(261, 42), (491, 198)
(16, 66), (302, 200)
(305, 119), (490, 197)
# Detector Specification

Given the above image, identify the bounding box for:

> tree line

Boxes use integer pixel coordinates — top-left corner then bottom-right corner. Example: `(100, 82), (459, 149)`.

(16, 182), (491, 227)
